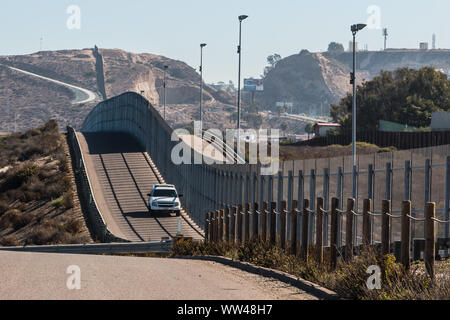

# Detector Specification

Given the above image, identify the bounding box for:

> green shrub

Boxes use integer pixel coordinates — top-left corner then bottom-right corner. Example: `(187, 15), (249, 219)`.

(51, 192), (73, 209)
(51, 197), (65, 208)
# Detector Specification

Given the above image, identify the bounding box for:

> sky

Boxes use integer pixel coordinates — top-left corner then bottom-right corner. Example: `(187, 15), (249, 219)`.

(0, 0), (449, 84)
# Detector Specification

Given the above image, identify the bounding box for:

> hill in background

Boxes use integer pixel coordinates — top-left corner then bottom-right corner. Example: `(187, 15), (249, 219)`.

(0, 48), (235, 133)
(259, 49), (450, 115)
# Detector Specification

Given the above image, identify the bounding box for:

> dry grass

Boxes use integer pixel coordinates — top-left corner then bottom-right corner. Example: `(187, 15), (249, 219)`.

(172, 240), (449, 300)
(279, 142), (397, 161)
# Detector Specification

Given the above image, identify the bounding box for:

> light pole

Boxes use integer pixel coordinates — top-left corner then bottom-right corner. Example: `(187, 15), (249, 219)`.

(199, 43), (207, 133)
(350, 23), (366, 167)
(237, 14), (248, 145)
(163, 65), (168, 120)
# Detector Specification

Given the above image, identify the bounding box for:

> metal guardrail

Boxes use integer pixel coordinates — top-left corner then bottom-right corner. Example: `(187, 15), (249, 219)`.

(0, 240), (173, 254)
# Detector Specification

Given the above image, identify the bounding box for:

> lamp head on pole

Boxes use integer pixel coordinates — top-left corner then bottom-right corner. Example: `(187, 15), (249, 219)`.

(200, 43), (207, 48)
(351, 23), (367, 35)
(239, 15), (248, 22)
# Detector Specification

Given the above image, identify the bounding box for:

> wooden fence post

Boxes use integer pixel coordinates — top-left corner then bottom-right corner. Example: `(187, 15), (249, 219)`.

(224, 206), (230, 243)
(280, 200), (287, 249)
(315, 197), (324, 264)
(216, 210), (220, 242)
(230, 207), (236, 244)
(401, 200), (411, 270)
(205, 212), (210, 242)
(261, 202), (268, 241)
(330, 197), (339, 269)
(210, 211), (216, 243)
(252, 202), (259, 240)
(270, 202), (277, 245)
(381, 200), (391, 256)
(345, 198), (355, 261)
(362, 199), (372, 248)
(215, 210), (220, 242)
(244, 203), (250, 243)
(219, 209), (224, 242)
(425, 202), (435, 280)
(237, 204), (243, 244)
(215, 210), (220, 243)
(290, 200), (298, 255)
(301, 199), (310, 261)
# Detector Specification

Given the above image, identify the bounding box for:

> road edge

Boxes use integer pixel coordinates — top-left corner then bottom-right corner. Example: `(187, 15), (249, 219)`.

(172, 255), (340, 300)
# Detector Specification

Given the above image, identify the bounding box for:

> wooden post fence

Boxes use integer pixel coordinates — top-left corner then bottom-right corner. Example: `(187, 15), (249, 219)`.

(252, 202), (259, 240)
(301, 199), (310, 261)
(210, 211), (216, 243)
(230, 206), (236, 243)
(280, 200), (287, 249)
(270, 202), (276, 245)
(345, 198), (355, 261)
(205, 212), (210, 242)
(362, 199), (371, 248)
(261, 202), (268, 241)
(290, 200), (298, 255)
(401, 200), (411, 270)
(237, 204), (243, 244)
(244, 203), (250, 243)
(219, 209), (224, 242)
(224, 206), (230, 243)
(330, 197), (339, 269)
(315, 197), (324, 264)
(381, 200), (391, 256)
(425, 202), (435, 280)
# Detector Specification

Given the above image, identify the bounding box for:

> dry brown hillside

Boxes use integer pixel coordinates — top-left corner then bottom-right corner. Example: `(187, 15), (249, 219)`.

(0, 48), (235, 133)
(260, 49), (450, 114)
(0, 120), (92, 246)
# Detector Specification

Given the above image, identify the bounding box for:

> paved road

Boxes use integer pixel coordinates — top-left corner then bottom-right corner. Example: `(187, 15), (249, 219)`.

(76, 131), (203, 242)
(3, 64), (99, 104)
(0, 251), (319, 300)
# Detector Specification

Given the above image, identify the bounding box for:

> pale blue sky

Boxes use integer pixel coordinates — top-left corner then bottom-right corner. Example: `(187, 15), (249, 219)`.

(0, 0), (448, 83)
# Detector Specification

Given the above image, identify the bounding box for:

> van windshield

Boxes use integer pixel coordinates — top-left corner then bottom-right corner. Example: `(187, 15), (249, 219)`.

(152, 189), (177, 197)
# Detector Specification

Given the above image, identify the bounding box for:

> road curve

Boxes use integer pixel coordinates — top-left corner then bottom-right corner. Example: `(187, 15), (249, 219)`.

(76, 131), (203, 242)
(0, 251), (319, 300)
(3, 65), (99, 104)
